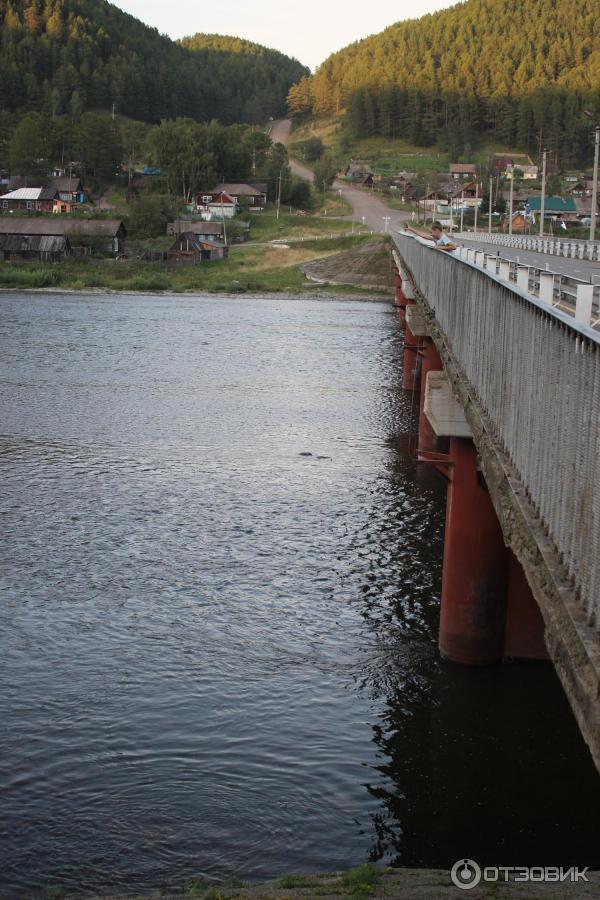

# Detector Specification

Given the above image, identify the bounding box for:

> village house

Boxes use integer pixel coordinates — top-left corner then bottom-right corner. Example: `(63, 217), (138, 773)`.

(0, 232), (71, 262)
(449, 163), (477, 179)
(0, 218), (126, 257)
(49, 176), (86, 205)
(0, 187), (58, 213)
(168, 232), (229, 262)
(503, 212), (530, 233)
(506, 164), (539, 180)
(526, 196), (577, 222)
(196, 189), (238, 220)
(565, 179), (588, 197)
(210, 183), (267, 209)
(167, 220), (226, 242)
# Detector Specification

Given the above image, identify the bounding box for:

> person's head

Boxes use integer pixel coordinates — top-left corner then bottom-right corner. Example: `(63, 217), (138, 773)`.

(431, 221), (443, 238)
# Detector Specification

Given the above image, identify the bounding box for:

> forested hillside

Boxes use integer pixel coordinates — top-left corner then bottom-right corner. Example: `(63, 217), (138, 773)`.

(0, 0), (308, 124)
(288, 0), (600, 165)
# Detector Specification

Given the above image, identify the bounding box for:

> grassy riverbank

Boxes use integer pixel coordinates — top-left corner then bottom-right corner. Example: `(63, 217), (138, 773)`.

(0, 234), (380, 295)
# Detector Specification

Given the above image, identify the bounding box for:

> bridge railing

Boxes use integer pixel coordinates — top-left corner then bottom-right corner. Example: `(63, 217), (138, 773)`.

(454, 230), (600, 263)
(451, 245), (600, 324)
(394, 231), (600, 632)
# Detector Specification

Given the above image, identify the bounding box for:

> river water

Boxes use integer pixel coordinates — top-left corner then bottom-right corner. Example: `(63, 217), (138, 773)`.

(1, 291), (599, 896)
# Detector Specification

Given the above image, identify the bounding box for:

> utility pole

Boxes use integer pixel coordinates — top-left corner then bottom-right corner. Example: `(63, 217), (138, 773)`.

(220, 193), (228, 246)
(508, 170), (514, 235)
(591, 126), (599, 242)
(276, 168), (282, 220)
(252, 149), (256, 175)
(540, 148), (547, 237)
(584, 112), (599, 242)
(488, 174), (493, 234)
(460, 189), (464, 234)
(474, 182), (479, 233)
(449, 192), (453, 231)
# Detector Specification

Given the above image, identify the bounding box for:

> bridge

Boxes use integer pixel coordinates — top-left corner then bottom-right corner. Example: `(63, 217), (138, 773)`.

(391, 231), (600, 772)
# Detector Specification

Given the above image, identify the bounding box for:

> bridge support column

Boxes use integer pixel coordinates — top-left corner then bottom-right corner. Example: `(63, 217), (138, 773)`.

(504, 551), (549, 660)
(402, 322), (419, 391)
(440, 437), (509, 665)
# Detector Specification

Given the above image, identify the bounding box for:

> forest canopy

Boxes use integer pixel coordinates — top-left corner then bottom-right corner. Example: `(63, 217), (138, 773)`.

(0, 0), (308, 125)
(287, 0), (600, 165)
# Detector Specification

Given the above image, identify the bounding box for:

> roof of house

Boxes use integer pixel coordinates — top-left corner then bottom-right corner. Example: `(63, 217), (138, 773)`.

(0, 218), (125, 236)
(40, 187), (59, 201)
(203, 191), (236, 205)
(169, 220), (223, 234)
(449, 164), (477, 174)
(527, 196), (577, 213)
(212, 183), (263, 196)
(509, 164), (538, 175)
(171, 233), (227, 252)
(49, 177), (82, 192)
(0, 188), (44, 201)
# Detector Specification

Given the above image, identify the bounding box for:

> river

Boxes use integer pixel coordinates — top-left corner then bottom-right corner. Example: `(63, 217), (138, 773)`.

(1, 291), (599, 896)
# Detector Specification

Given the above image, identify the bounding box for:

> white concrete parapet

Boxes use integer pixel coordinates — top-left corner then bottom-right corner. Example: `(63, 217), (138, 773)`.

(424, 371), (472, 438)
(405, 305), (430, 336)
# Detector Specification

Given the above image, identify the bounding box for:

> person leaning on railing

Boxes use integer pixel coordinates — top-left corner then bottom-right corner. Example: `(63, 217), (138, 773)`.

(405, 221), (458, 252)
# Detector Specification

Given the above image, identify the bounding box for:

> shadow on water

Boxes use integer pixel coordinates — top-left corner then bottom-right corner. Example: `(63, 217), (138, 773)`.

(356, 321), (600, 868)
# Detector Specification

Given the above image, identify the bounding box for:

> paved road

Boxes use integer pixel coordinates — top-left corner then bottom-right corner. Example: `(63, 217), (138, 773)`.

(270, 119), (407, 233)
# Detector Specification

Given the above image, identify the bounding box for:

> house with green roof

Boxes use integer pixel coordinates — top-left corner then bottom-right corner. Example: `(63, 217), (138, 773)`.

(526, 196), (577, 216)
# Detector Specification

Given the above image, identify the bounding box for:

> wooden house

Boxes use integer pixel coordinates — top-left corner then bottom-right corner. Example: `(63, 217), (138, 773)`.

(0, 218), (126, 256)
(0, 187), (58, 213)
(210, 183), (267, 209)
(167, 220), (226, 242)
(0, 233), (70, 261)
(48, 176), (86, 204)
(197, 190), (237, 219)
(449, 163), (477, 179)
(168, 232), (229, 262)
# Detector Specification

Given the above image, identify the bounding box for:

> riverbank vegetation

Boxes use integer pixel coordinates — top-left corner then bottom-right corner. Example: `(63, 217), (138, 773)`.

(0, 233), (380, 295)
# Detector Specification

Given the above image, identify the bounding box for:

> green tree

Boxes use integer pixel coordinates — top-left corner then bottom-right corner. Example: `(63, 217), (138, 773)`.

(313, 153), (338, 192)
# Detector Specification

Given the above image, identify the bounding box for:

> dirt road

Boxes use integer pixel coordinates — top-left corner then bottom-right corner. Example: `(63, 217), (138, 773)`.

(270, 119), (408, 234)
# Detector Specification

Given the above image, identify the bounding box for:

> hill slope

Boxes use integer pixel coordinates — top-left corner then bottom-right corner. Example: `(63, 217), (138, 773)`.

(0, 0), (308, 124)
(288, 0), (600, 164)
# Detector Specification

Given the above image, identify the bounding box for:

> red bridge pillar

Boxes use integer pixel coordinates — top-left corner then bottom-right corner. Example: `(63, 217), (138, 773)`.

(440, 438), (509, 665)
(402, 322), (419, 391)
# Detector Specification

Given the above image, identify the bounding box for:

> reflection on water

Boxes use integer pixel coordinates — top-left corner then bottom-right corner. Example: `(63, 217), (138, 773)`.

(0, 291), (599, 896)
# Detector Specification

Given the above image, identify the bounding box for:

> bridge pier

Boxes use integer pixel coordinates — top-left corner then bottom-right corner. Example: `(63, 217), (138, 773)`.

(422, 369), (549, 665)
(440, 437), (509, 665)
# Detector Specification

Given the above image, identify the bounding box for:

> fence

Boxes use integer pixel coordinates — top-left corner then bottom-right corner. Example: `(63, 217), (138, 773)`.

(394, 231), (600, 632)
(455, 231), (600, 262)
